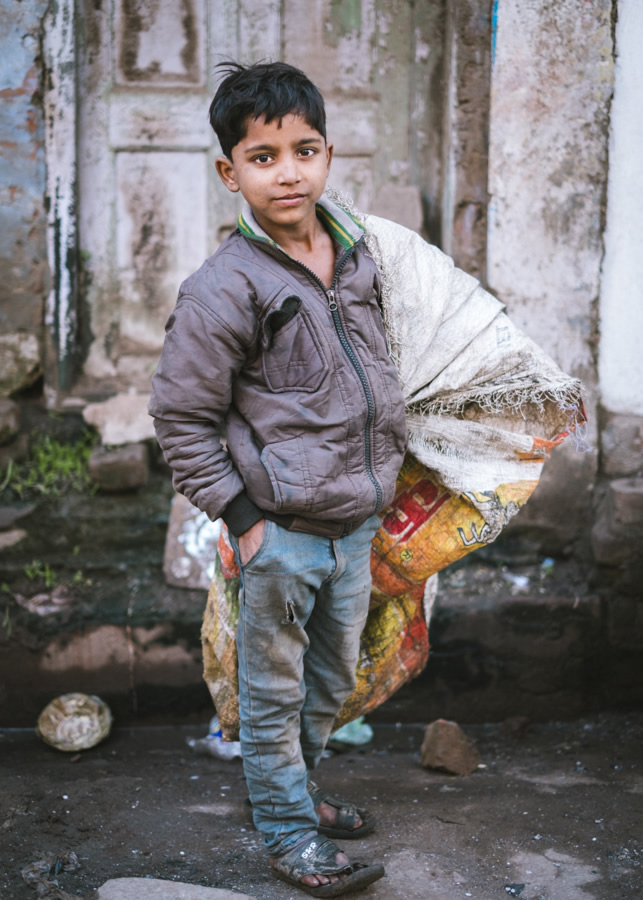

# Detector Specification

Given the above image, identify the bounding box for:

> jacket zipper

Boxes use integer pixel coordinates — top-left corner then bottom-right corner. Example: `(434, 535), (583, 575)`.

(295, 247), (384, 519)
(247, 233), (385, 524)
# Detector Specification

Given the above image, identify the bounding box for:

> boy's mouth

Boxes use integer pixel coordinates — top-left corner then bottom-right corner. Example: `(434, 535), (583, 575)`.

(274, 193), (306, 206)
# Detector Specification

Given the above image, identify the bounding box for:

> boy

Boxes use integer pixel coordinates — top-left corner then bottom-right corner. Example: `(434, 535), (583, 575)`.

(149, 61), (406, 895)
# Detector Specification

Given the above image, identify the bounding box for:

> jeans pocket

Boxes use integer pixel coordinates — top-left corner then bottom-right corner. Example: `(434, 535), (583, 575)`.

(239, 518), (273, 570)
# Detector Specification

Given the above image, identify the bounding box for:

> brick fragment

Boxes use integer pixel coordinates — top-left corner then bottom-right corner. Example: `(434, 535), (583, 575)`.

(89, 443), (149, 492)
(420, 718), (481, 775)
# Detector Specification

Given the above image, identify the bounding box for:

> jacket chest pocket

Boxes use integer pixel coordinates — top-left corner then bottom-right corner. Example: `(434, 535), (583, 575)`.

(260, 292), (328, 393)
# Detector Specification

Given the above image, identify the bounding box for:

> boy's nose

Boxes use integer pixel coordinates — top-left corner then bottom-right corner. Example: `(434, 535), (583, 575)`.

(277, 157), (300, 184)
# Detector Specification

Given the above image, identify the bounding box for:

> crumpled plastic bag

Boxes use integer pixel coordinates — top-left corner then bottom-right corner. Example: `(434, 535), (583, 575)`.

(21, 851), (80, 899)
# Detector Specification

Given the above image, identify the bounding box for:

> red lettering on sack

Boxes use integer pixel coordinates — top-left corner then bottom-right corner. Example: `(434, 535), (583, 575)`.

(382, 480), (450, 542)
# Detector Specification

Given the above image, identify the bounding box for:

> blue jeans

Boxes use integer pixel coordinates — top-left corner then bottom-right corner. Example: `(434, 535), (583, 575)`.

(233, 515), (379, 858)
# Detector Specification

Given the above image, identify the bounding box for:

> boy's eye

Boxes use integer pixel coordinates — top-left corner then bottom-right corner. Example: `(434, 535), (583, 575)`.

(253, 154), (273, 164)
(298, 148), (316, 158)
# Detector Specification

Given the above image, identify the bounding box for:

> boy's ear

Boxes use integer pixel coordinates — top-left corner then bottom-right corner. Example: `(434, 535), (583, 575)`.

(326, 142), (334, 173)
(215, 156), (240, 193)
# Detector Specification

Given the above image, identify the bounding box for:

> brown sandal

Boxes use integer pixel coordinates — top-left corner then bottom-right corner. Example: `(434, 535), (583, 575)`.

(243, 779), (376, 840)
(271, 835), (385, 897)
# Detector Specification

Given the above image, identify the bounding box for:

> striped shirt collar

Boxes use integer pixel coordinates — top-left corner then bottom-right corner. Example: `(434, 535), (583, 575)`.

(237, 194), (365, 252)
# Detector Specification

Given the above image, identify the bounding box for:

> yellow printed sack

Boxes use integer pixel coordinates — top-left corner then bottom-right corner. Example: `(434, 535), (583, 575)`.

(202, 452), (538, 742)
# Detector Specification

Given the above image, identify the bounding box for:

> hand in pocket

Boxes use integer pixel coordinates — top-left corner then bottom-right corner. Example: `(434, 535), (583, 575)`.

(238, 518), (266, 565)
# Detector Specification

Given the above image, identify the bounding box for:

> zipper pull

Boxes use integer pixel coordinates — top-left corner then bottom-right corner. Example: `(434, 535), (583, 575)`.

(327, 289), (338, 311)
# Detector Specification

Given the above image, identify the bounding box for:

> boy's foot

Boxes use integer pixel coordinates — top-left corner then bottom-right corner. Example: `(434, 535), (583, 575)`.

(270, 835), (385, 896)
(243, 780), (375, 840)
(307, 780), (374, 839)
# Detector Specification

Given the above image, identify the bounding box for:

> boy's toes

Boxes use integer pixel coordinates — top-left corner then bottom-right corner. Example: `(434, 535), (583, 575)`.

(317, 799), (363, 831)
(273, 846), (350, 888)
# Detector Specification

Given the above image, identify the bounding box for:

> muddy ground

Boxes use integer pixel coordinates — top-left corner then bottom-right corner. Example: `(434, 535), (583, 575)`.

(2, 711), (642, 900)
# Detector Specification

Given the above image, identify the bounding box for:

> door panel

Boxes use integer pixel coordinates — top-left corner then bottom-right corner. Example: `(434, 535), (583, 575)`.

(75, 0), (445, 394)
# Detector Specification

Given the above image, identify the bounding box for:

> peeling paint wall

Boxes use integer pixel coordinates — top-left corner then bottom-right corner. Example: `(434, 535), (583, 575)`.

(0, 0), (49, 395)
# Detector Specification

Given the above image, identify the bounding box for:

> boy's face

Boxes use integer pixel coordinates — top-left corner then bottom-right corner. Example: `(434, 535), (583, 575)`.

(215, 113), (333, 240)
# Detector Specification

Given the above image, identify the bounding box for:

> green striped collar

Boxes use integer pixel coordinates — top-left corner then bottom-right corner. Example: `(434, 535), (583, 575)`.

(237, 194), (365, 252)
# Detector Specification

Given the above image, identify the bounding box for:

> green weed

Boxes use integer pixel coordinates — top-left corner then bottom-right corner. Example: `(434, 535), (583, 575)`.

(24, 560), (57, 589)
(0, 431), (96, 502)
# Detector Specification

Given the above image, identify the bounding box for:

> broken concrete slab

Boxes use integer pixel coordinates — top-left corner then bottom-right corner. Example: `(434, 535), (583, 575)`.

(0, 333), (41, 397)
(0, 503), (36, 529)
(95, 878), (256, 899)
(0, 528), (27, 550)
(420, 719), (481, 775)
(83, 393), (156, 445)
(89, 443), (149, 492)
(163, 492), (220, 590)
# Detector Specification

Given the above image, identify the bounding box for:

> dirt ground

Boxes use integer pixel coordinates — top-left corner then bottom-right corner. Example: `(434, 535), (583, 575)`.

(1, 711), (642, 900)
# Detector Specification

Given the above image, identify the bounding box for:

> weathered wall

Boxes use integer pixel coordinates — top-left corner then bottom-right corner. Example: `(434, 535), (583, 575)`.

(487, 0), (614, 553)
(0, 0), (48, 395)
(592, 0), (643, 584)
(2, 0), (642, 725)
(599, 1), (643, 421)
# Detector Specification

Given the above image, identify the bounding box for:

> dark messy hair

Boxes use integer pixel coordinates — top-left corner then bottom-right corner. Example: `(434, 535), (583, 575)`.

(209, 61), (327, 159)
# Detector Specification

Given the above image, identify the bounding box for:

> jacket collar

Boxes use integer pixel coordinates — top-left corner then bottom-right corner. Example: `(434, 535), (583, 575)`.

(237, 193), (365, 252)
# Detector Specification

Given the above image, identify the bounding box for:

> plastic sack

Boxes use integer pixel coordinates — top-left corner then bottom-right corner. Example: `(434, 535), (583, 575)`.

(202, 452), (538, 742)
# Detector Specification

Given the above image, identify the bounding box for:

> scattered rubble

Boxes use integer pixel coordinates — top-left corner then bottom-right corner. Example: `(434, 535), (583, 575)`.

(0, 527), (27, 550)
(163, 493), (220, 590)
(89, 443), (149, 492)
(14, 586), (75, 616)
(83, 393), (155, 445)
(0, 333), (41, 397)
(420, 719), (481, 775)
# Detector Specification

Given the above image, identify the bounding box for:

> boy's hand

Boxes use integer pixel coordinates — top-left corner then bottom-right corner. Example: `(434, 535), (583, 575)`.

(238, 518), (266, 565)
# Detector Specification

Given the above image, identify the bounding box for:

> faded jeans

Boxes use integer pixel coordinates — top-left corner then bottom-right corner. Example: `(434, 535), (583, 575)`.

(232, 515), (379, 858)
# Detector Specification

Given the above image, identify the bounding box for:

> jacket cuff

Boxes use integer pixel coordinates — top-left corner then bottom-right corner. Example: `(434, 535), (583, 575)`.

(222, 492), (264, 537)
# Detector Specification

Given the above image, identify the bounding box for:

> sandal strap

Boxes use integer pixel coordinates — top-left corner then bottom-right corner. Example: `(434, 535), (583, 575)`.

(307, 780), (361, 832)
(272, 836), (351, 882)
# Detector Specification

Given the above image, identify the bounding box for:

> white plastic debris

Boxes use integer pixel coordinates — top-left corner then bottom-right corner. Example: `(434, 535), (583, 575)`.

(186, 715), (242, 760)
(501, 572), (530, 589)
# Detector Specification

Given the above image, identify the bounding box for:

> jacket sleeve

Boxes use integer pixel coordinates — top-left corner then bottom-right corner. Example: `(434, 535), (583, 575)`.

(149, 286), (263, 534)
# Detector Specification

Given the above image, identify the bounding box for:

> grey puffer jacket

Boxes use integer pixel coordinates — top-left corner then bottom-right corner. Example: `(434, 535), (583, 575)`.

(149, 196), (407, 539)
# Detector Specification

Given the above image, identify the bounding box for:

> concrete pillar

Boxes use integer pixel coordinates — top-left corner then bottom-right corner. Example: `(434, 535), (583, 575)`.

(598, 0), (643, 426)
(486, 0), (614, 551)
(593, 0), (643, 578)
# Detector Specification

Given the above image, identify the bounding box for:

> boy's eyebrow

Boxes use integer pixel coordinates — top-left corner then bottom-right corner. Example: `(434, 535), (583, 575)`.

(243, 135), (325, 154)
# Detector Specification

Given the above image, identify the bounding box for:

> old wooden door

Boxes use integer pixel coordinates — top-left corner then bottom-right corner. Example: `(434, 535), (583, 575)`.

(69, 0), (446, 396)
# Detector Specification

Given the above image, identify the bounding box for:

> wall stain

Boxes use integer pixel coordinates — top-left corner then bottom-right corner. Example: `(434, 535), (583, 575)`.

(325, 0), (362, 47)
(119, 0), (200, 83)
(125, 174), (169, 315)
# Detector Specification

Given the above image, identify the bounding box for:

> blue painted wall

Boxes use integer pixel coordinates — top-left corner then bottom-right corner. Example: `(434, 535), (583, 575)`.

(0, 0), (49, 336)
